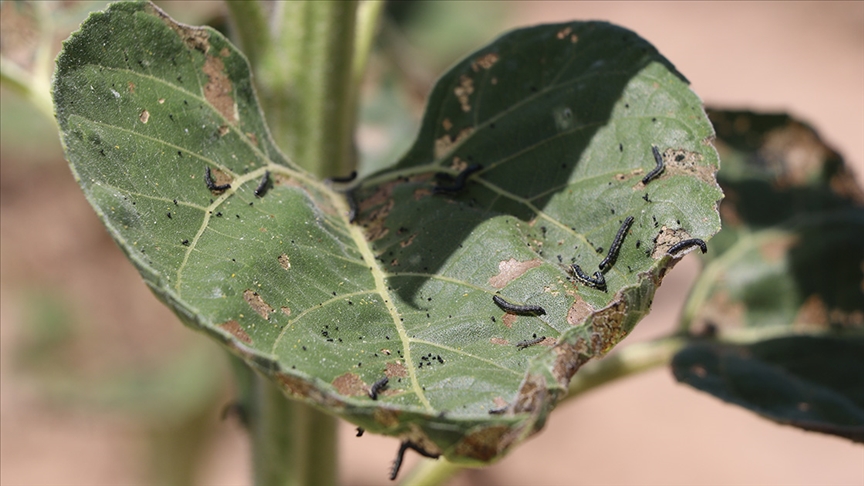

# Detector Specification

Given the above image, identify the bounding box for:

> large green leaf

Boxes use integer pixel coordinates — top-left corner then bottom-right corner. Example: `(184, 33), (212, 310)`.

(54, 2), (721, 462)
(673, 336), (864, 442)
(672, 110), (864, 441)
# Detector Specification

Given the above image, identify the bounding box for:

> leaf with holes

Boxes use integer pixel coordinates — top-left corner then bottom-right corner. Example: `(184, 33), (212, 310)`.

(54, 2), (721, 462)
(670, 110), (864, 441)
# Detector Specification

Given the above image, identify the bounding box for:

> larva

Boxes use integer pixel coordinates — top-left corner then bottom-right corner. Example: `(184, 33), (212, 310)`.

(642, 145), (665, 185)
(254, 170), (270, 197)
(204, 166), (231, 191)
(492, 295), (546, 316)
(599, 216), (634, 271)
(390, 441), (440, 481)
(368, 376), (388, 400)
(488, 405), (508, 415)
(515, 335), (546, 350)
(667, 238), (707, 255)
(570, 263), (607, 291)
(346, 189), (358, 223)
(327, 170), (357, 184)
(433, 163), (483, 194)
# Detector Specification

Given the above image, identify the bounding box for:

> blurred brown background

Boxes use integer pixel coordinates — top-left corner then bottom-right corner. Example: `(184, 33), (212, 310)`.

(2, 2), (862, 485)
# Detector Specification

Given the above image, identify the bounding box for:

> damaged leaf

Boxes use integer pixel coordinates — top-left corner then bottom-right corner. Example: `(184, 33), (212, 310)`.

(54, 2), (721, 463)
(672, 110), (864, 441)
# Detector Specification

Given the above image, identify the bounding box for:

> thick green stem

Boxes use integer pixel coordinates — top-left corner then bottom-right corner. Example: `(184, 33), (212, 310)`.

(224, 1), (269, 70)
(1, 55), (54, 121)
(246, 1), (359, 178)
(249, 372), (338, 486)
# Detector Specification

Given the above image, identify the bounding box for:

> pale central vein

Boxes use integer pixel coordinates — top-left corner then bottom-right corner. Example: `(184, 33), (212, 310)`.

(345, 220), (434, 413)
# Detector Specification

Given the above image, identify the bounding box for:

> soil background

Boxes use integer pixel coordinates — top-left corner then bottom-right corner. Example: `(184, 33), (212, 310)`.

(2, 2), (862, 485)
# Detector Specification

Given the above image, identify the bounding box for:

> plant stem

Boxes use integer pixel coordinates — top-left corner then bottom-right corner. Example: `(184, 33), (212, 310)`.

(1, 55), (54, 121)
(563, 335), (686, 399)
(249, 371), (338, 486)
(401, 458), (465, 486)
(352, 0), (385, 88)
(224, 1), (269, 70)
(248, 1), (360, 178)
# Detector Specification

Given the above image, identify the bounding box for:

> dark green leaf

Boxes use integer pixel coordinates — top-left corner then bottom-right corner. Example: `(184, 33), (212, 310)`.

(672, 109), (864, 442)
(54, 2), (720, 462)
(672, 336), (864, 442)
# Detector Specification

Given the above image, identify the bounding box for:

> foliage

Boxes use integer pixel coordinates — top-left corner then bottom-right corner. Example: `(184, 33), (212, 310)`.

(0, 1), (854, 484)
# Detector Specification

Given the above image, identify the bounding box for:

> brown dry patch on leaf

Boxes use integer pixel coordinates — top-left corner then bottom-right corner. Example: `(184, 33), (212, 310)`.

(367, 198), (394, 225)
(275, 373), (346, 409)
(471, 52), (499, 72)
(127, 81), (135, 93)
(332, 373), (367, 396)
(567, 294), (594, 326)
(442, 118), (453, 131)
(276, 373), (312, 397)
(218, 125), (229, 136)
(278, 253), (291, 270)
(661, 148), (715, 185)
(280, 306), (291, 316)
(219, 320), (251, 344)
(363, 198), (394, 242)
(488, 258), (543, 288)
(245, 132), (258, 146)
(618, 168), (643, 182)
(695, 290), (745, 330)
(538, 337), (556, 347)
(501, 314), (517, 328)
(243, 289), (273, 319)
(400, 233), (417, 248)
(449, 156), (469, 172)
(434, 127), (474, 159)
(556, 26), (572, 39)
(372, 407), (401, 428)
(511, 374), (547, 414)
(793, 294), (829, 329)
(202, 54), (238, 124)
(360, 179), (398, 210)
(490, 337), (509, 345)
(148, 3), (210, 53)
(138, 109), (149, 124)
(552, 338), (592, 387)
(414, 187), (432, 200)
(761, 122), (834, 188)
(758, 234), (798, 262)
(453, 425), (511, 462)
(210, 167), (232, 187)
(651, 227), (691, 259)
(455, 74), (474, 112)
(590, 299), (629, 356)
(385, 361), (407, 378)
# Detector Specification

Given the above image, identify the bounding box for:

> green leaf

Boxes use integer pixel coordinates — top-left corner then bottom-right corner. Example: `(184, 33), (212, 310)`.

(672, 336), (864, 442)
(672, 109), (864, 441)
(54, 2), (721, 462)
